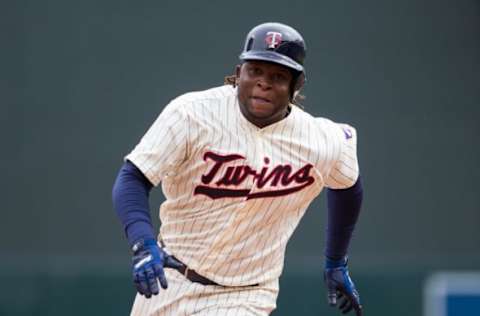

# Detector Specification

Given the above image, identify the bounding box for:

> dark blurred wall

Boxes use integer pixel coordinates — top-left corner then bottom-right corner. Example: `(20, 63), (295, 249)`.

(1, 1), (479, 315)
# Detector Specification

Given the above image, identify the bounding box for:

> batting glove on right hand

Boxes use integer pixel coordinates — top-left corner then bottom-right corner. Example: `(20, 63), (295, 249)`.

(131, 238), (182, 298)
(324, 257), (363, 316)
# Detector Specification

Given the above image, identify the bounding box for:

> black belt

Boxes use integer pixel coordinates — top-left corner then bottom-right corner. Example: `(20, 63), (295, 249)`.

(159, 240), (218, 286)
(171, 256), (220, 286)
(160, 240), (258, 287)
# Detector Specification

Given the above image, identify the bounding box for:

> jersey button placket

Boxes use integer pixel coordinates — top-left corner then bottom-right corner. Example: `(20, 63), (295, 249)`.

(249, 130), (265, 195)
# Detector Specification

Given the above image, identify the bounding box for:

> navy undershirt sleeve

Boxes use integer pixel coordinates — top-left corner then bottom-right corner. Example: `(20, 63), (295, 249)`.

(324, 176), (363, 261)
(112, 160), (155, 246)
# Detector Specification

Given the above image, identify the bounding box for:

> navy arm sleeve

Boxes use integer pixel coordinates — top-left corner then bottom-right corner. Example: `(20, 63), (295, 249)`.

(112, 160), (156, 246)
(324, 176), (363, 260)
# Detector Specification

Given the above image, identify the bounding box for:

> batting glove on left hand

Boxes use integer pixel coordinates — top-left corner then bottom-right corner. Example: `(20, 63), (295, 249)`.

(324, 257), (363, 316)
(131, 238), (182, 298)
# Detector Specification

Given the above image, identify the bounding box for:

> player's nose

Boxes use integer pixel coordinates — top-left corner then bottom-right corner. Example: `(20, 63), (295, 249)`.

(256, 76), (272, 90)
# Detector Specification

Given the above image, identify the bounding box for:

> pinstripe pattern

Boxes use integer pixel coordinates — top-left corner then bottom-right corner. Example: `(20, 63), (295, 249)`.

(130, 269), (278, 316)
(126, 85), (359, 315)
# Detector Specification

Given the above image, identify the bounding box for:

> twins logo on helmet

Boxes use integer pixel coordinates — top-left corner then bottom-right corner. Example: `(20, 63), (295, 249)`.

(265, 31), (283, 49)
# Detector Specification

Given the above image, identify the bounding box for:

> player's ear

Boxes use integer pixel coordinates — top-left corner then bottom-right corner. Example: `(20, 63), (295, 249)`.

(291, 72), (306, 104)
(294, 72), (305, 91)
(232, 65), (242, 87)
(235, 64), (243, 78)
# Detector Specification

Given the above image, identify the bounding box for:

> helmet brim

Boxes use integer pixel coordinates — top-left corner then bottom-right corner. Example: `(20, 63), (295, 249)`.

(239, 51), (304, 73)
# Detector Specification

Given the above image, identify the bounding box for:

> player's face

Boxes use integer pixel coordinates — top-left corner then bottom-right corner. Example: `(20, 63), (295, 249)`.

(236, 61), (293, 128)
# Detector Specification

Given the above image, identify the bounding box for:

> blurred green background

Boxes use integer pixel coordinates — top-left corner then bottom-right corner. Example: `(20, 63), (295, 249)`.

(1, 0), (479, 315)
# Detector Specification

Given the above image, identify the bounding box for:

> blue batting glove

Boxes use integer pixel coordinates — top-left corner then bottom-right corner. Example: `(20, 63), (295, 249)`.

(131, 238), (182, 298)
(324, 257), (363, 316)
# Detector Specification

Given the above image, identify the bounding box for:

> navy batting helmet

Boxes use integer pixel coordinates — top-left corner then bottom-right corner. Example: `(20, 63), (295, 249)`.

(239, 22), (307, 98)
(239, 22), (306, 74)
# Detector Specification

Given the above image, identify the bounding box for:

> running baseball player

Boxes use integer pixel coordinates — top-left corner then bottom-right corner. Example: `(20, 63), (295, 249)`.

(112, 22), (363, 316)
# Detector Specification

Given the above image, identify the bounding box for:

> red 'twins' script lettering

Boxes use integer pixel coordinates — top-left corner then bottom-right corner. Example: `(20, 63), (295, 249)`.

(194, 152), (315, 200)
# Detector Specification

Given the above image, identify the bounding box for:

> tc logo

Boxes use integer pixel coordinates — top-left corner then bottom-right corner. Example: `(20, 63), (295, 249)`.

(265, 31), (283, 49)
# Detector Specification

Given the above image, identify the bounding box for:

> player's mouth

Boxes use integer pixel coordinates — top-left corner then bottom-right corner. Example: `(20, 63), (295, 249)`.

(250, 96), (272, 106)
(249, 96), (274, 116)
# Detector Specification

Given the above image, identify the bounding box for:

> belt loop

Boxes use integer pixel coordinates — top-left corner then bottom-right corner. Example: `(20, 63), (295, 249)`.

(184, 267), (189, 277)
(159, 238), (166, 248)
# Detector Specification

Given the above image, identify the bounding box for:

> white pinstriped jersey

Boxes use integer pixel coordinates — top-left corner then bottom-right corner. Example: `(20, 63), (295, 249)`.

(126, 85), (359, 286)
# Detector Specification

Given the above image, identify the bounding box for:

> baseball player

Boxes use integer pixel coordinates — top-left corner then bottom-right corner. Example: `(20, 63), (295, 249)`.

(113, 22), (364, 316)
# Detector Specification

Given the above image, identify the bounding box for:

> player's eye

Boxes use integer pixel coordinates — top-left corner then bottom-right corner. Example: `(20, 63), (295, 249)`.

(272, 73), (288, 83)
(248, 66), (262, 77)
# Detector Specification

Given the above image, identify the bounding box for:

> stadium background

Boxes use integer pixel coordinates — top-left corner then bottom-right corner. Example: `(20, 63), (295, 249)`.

(1, 0), (479, 315)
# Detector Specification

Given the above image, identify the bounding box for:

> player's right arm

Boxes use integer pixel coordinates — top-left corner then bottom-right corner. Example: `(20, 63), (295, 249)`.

(112, 99), (189, 297)
(112, 161), (182, 297)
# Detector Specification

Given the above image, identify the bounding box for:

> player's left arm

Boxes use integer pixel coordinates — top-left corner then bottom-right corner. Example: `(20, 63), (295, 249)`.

(323, 123), (363, 316)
